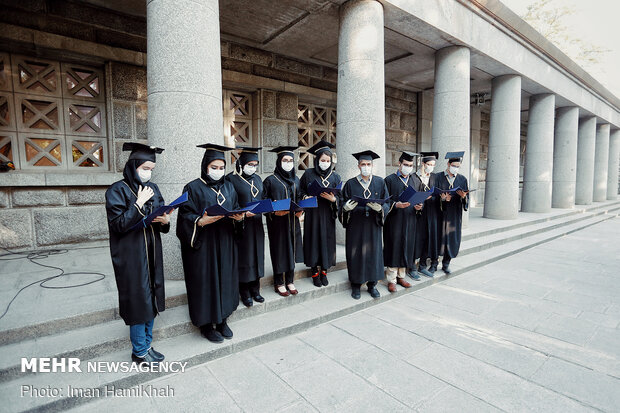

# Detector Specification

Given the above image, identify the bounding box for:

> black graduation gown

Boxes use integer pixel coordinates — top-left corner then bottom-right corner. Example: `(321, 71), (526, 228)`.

(227, 172), (265, 283)
(436, 172), (469, 259)
(105, 181), (168, 326)
(263, 174), (303, 274)
(299, 168), (341, 269)
(176, 178), (241, 327)
(411, 172), (441, 261)
(383, 172), (417, 269)
(338, 175), (390, 284)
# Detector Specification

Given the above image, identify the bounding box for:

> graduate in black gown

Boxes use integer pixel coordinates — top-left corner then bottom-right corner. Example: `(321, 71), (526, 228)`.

(226, 146), (266, 307)
(338, 150), (390, 300)
(435, 151), (469, 274)
(383, 151), (419, 293)
(263, 146), (304, 297)
(299, 140), (341, 288)
(105, 142), (170, 365)
(412, 152), (441, 278)
(176, 143), (245, 343)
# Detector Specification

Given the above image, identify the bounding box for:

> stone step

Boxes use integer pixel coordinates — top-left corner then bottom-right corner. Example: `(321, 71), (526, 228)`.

(1, 212), (617, 413)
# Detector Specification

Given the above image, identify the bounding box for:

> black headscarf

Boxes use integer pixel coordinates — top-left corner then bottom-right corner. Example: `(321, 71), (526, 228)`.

(201, 150), (227, 189)
(123, 159), (152, 194)
(274, 151), (296, 186)
(313, 148), (333, 178)
(235, 151), (259, 179)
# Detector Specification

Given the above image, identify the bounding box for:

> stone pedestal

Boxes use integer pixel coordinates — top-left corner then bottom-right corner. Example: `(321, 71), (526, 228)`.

(483, 75), (521, 220)
(431, 46), (470, 226)
(147, 0), (223, 279)
(521, 94), (555, 212)
(607, 129), (620, 200)
(575, 117), (597, 205)
(551, 107), (579, 208)
(593, 123), (610, 202)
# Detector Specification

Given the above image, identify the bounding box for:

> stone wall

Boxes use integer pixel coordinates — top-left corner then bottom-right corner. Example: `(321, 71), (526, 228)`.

(385, 86), (418, 173)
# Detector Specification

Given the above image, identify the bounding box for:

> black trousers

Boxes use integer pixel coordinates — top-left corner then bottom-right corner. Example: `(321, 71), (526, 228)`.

(239, 279), (260, 299)
(351, 281), (377, 291)
(274, 270), (295, 286)
(418, 254), (438, 269)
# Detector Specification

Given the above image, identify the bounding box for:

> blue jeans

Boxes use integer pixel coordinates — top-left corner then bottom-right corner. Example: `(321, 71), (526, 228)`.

(129, 319), (154, 357)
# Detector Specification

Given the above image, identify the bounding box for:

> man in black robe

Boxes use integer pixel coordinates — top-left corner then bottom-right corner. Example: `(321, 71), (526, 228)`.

(412, 152), (441, 278)
(436, 151), (469, 274)
(338, 150), (390, 300)
(300, 140), (341, 288)
(227, 146), (265, 307)
(105, 142), (170, 365)
(176, 143), (245, 343)
(263, 146), (303, 297)
(383, 151), (419, 293)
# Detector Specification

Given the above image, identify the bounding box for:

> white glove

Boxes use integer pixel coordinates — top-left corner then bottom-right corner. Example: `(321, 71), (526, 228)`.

(343, 200), (358, 211)
(136, 185), (154, 209)
(367, 202), (382, 212)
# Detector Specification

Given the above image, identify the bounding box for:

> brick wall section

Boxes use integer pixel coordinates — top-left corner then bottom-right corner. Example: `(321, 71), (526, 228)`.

(385, 86), (418, 172)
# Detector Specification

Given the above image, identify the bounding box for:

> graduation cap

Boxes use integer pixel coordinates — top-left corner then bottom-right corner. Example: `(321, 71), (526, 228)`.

(420, 151), (439, 163)
(197, 143), (234, 162)
(399, 151), (419, 162)
(307, 140), (336, 156)
(236, 146), (262, 164)
(352, 150), (380, 161)
(122, 142), (164, 162)
(269, 145), (299, 157)
(445, 151), (465, 162)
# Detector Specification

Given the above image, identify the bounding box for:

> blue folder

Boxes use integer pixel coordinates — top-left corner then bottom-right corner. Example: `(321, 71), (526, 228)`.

(399, 186), (434, 205)
(245, 199), (274, 214)
(432, 186), (462, 195)
(291, 196), (318, 212)
(352, 195), (391, 206)
(307, 180), (342, 197)
(204, 203), (257, 217)
(130, 192), (188, 231)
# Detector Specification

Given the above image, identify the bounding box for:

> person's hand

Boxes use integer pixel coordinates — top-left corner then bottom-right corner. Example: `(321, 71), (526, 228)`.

(152, 212), (171, 225)
(275, 210), (289, 216)
(136, 185), (154, 209)
(395, 201), (410, 209)
(343, 200), (358, 211)
(414, 203), (423, 211)
(456, 189), (467, 199)
(246, 212), (256, 217)
(320, 192), (336, 202)
(367, 202), (382, 212)
(198, 211), (223, 226)
(230, 213), (245, 221)
(295, 211), (304, 218)
(303, 195), (311, 200)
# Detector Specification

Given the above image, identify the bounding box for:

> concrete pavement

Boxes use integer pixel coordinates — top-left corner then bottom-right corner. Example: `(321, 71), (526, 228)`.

(67, 217), (620, 412)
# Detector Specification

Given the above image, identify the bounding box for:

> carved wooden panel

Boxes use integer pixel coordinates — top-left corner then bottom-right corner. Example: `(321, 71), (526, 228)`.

(61, 63), (104, 101)
(64, 100), (106, 137)
(18, 134), (65, 169)
(12, 56), (62, 97)
(16, 95), (64, 135)
(297, 103), (336, 170)
(67, 136), (108, 169)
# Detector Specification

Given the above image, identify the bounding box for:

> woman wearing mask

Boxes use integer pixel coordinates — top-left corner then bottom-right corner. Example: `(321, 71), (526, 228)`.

(263, 145), (303, 297)
(226, 146), (266, 307)
(105, 142), (170, 366)
(177, 143), (245, 343)
(299, 140), (341, 288)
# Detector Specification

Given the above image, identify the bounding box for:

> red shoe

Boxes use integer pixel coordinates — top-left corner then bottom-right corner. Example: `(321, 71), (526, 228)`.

(275, 285), (290, 297)
(287, 283), (298, 295)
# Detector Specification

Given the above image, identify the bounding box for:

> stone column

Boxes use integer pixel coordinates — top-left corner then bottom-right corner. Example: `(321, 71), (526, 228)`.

(521, 94), (555, 212)
(551, 107), (579, 208)
(607, 129), (619, 200)
(575, 116), (596, 205)
(336, 0), (385, 180)
(483, 75), (521, 220)
(593, 123), (610, 202)
(470, 106), (481, 207)
(147, 0), (223, 279)
(431, 46), (470, 225)
(416, 90), (433, 152)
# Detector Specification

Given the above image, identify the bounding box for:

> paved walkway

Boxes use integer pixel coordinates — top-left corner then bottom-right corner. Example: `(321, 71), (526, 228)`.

(67, 217), (620, 412)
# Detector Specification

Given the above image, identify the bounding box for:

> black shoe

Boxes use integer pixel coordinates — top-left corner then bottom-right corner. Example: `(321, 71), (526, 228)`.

(131, 351), (159, 366)
(320, 271), (329, 286)
(351, 288), (361, 300)
(442, 265), (451, 274)
(200, 324), (224, 343)
(216, 321), (233, 339)
(407, 269), (421, 281)
(368, 286), (380, 298)
(148, 347), (165, 362)
(418, 267), (434, 278)
(312, 272), (322, 287)
(241, 296), (253, 307)
(429, 264), (438, 273)
(252, 294), (265, 303)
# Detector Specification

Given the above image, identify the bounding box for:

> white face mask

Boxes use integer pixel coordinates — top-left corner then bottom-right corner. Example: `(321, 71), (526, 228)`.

(243, 164), (257, 176)
(318, 160), (331, 171)
(281, 161), (294, 172)
(401, 165), (413, 176)
(424, 164), (435, 173)
(449, 166), (459, 175)
(208, 168), (225, 181)
(360, 165), (372, 177)
(137, 169), (151, 183)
